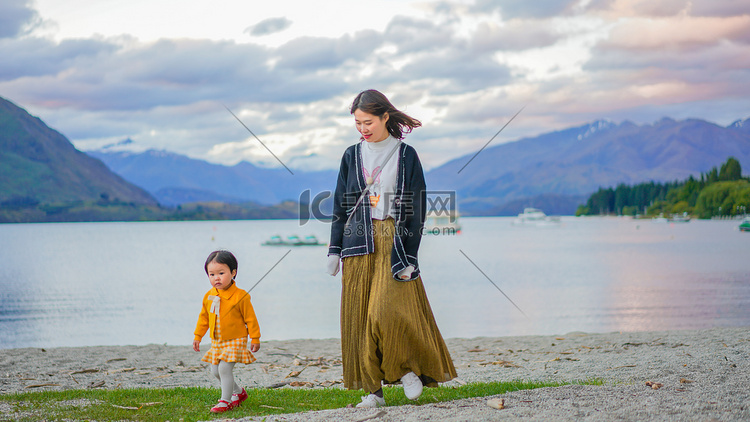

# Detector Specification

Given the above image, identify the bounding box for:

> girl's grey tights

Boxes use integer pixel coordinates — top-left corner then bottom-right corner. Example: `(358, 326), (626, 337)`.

(210, 361), (241, 402)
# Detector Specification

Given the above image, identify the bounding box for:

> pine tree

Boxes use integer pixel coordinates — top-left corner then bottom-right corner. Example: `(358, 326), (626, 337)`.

(719, 157), (742, 181)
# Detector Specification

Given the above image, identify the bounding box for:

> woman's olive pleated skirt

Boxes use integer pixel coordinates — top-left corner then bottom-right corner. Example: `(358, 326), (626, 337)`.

(340, 218), (457, 393)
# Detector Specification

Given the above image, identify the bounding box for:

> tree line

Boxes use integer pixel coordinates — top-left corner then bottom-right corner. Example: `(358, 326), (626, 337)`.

(577, 157), (750, 218)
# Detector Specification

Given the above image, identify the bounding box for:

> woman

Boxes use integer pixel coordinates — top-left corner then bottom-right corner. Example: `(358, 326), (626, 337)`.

(327, 89), (457, 408)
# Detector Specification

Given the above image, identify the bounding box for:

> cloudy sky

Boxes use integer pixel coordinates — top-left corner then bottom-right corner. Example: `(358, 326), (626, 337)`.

(2, 0), (749, 170)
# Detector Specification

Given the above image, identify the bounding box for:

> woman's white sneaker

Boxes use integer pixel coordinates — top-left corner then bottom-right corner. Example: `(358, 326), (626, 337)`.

(401, 372), (423, 400)
(356, 393), (386, 408)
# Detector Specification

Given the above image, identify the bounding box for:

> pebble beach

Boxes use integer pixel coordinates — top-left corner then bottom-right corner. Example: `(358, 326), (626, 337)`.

(1, 326), (748, 421)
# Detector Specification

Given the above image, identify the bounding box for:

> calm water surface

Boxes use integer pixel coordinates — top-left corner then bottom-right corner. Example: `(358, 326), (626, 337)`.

(0, 217), (748, 349)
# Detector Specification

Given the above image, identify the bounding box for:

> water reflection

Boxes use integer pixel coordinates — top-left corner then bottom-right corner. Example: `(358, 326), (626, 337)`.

(0, 217), (748, 349)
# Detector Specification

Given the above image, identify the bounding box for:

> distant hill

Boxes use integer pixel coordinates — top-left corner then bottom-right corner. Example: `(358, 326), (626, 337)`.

(0, 96), (162, 222)
(92, 117), (750, 216)
(8, 87), (747, 221)
(426, 117), (750, 215)
(88, 149), (337, 206)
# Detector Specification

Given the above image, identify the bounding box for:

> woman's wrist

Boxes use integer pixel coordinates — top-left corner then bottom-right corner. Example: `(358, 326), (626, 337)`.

(398, 265), (415, 279)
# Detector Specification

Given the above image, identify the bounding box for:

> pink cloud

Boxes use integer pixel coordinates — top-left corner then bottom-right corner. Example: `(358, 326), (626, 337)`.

(587, 0), (750, 18)
(605, 15), (750, 50)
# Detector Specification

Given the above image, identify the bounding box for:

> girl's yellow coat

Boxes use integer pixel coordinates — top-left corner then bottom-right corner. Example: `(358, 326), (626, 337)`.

(194, 282), (260, 343)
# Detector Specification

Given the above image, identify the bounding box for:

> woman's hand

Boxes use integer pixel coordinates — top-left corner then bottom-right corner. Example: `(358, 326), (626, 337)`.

(327, 255), (340, 276)
(192, 340), (200, 352)
(398, 265), (415, 280)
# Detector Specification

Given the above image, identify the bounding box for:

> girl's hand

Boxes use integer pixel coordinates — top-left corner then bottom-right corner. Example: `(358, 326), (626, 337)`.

(250, 341), (260, 353)
(192, 340), (201, 352)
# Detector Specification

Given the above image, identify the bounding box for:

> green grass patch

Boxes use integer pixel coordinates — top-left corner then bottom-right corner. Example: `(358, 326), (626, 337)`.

(1, 379), (602, 421)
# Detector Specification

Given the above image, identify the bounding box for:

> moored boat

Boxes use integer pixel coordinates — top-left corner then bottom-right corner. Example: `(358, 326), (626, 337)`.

(667, 212), (691, 223)
(262, 234), (326, 246)
(512, 208), (561, 227)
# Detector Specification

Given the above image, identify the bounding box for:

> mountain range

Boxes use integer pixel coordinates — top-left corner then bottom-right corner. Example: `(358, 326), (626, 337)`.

(2, 92), (749, 220)
(90, 117), (750, 216)
(86, 148), (337, 207)
(0, 96), (301, 222)
(0, 96), (156, 208)
(428, 117), (750, 214)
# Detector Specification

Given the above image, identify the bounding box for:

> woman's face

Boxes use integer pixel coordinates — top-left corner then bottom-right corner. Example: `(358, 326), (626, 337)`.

(354, 109), (389, 143)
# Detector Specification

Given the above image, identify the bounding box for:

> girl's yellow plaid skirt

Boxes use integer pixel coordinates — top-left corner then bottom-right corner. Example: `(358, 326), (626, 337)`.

(201, 318), (256, 365)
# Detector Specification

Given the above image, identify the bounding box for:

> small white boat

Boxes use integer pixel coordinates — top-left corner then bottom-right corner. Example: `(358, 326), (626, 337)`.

(667, 215), (691, 223)
(262, 235), (326, 246)
(512, 208), (561, 227)
(652, 213), (673, 223)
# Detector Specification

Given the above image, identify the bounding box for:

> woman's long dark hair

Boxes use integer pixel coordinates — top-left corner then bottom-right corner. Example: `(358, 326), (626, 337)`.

(350, 89), (422, 140)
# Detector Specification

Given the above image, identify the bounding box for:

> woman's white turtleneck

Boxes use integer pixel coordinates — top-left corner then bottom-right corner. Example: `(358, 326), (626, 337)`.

(361, 135), (399, 220)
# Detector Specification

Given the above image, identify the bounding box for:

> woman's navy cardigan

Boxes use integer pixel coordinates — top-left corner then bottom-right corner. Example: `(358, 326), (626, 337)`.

(328, 141), (426, 281)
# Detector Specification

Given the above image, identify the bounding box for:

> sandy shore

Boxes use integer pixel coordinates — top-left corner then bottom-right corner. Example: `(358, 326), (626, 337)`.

(1, 326), (748, 421)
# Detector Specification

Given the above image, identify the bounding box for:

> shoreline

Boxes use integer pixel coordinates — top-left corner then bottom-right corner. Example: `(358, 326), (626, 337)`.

(1, 327), (749, 421)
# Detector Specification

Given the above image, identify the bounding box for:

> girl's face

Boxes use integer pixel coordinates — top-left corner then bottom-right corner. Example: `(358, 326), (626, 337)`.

(206, 261), (236, 290)
(354, 109), (389, 143)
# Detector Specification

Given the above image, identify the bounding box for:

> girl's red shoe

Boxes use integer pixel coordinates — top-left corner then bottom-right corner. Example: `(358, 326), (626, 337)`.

(210, 399), (233, 413)
(231, 388), (248, 408)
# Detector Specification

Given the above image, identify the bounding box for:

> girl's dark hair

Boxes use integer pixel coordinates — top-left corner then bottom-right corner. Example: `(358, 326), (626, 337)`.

(350, 89), (422, 140)
(204, 250), (238, 279)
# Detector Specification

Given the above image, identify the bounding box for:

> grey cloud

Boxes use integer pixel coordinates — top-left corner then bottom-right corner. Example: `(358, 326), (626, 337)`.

(431, 91), (524, 129)
(274, 30), (382, 70)
(119, 39), (270, 87)
(43, 39), (273, 110)
(260, 71), (349, 103)
(10, 38), (352, 110)
(580, 42), (750, 109)
(0, 0), (39, 38)
(266, 107), (302, 125)
(384, 16), (454, 54)
(399, 48), (513, 94)
(352, 53), (512, 99)
(274, 37), (345, 70)
(245, 17), (292, 36)
(1, 13), (506, 115)
(586, 41), (750, 83)
(585, 0), (750, 17)
(0, 37), (118, 81)
(471, 0), (577, 19)
(470, 20), (559, 52)
(4, 2), (748, 171)
(375, 16), (514, 93)
(580, 0), (614, 12)
(690, 0), (750, 17)
(429, 1), (462, 16)
(585, 0), (689, 16)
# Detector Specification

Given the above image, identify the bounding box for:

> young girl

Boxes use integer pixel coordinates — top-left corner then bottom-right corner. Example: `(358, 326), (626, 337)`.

(193, 250), (261, 413)
(327, 89), (457, 408)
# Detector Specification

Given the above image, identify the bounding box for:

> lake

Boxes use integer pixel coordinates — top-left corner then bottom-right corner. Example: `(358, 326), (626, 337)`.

(1, 217), (748, 349)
